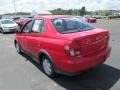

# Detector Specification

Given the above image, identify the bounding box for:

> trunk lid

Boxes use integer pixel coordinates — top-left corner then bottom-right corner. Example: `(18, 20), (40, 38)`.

(61, 28), (110, 56)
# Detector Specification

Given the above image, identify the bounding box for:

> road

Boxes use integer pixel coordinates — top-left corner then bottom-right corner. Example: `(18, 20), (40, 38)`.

(0, 19), (120, 90)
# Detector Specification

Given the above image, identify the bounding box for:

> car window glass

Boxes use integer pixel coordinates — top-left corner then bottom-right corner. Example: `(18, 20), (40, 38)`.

(22, 21), (32, 33)
(32, 20), (44, 33)
(52, 17), (94, 34)
(40, 22), (45, 33)
(1, 20), (14, 24)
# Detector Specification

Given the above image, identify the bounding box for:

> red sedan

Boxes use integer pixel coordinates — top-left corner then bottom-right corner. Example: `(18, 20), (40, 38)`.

(83, 15), (97, 23)
(14, 15), (111, 77)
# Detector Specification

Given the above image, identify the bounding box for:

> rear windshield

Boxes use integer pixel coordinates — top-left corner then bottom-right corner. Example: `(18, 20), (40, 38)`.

(52, 17), (94, 34)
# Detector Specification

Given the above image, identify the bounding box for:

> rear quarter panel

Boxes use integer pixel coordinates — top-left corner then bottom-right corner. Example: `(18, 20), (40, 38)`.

(40, 35), (70, 67)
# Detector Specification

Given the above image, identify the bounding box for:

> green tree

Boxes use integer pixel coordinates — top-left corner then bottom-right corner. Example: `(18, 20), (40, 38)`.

(80, 6), (86, 16)
(68, 9), (73, 15)
(0, 15), (2, 19)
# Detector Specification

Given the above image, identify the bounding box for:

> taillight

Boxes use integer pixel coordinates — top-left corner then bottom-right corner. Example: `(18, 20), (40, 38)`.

(64, 46), (81, 56)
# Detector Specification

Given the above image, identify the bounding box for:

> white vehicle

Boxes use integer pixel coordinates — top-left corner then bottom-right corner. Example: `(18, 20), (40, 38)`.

(75, 16), (87, 21)
(0, 19), (19, 34)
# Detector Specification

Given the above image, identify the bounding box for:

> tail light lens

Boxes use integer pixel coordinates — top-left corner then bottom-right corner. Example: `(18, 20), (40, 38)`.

(64, 46), (81, 56)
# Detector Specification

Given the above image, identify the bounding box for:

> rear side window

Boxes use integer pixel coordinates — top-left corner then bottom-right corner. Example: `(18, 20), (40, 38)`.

(31, 20), (44, 33)
(52, 17), (94, 34)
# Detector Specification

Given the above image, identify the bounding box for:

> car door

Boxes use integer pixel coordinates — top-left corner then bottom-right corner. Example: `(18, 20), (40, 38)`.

(26, 19), (45, 58)
(17, 20), (33, 52)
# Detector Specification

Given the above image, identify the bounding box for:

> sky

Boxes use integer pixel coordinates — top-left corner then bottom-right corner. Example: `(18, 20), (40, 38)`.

(0, 0), (120, 14)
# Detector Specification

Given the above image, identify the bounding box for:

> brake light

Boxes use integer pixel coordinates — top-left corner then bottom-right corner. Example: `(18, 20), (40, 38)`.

(64, 46), (81, 56)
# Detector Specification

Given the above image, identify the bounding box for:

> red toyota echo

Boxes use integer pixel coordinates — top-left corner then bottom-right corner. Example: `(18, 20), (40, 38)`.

(14, 15), (111, 77)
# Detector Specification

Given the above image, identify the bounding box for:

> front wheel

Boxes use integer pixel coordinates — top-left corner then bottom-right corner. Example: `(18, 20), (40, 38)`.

(0, 28), (5, 34)
(88, 20), (91, 23)
(42, 56), (56, 77)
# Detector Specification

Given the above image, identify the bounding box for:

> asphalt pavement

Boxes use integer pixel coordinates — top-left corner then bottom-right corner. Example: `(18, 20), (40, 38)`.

(0, 19), (119, 90)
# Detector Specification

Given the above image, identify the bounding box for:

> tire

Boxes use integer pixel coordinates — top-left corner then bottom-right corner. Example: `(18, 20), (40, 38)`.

(15, 42), (22, 53)
(42, 56), (56, 77)
(0, 28), (5, 34)
(88, 20), (91, 23)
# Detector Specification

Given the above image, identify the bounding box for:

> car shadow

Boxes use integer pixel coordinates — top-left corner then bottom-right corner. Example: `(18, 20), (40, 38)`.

(3, 32), (17, 34)
(20, 53), (120, 90)
(0, 32), (17, 35)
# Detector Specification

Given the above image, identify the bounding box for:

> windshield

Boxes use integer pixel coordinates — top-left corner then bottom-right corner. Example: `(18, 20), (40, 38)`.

(52, 17), (94, 34)
(1, 20), (15, 24)
(84, 15), (92, 18)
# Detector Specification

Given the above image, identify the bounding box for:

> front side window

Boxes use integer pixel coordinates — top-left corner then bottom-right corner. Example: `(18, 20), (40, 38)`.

(31, 20), (44, 33)
(22, 21), (32, 33)
(52, 17), (94, 34)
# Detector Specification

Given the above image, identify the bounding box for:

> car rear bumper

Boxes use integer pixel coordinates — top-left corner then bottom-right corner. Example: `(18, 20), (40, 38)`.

(55, 46), (111, 75)
(90, 19), (96, 23)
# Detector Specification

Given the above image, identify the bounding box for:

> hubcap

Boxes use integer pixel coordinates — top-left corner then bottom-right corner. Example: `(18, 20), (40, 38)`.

(43, 59), (52, 75)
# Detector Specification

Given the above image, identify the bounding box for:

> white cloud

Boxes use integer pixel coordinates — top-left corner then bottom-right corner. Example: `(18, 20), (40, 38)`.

(0, 0), (120, 14)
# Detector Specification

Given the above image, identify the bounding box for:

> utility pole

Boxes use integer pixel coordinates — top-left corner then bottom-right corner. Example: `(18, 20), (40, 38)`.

(13, 0), (17, 16)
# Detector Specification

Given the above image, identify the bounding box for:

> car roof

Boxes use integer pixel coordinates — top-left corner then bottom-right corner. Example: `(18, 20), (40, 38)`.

(34, 15), (72, 19)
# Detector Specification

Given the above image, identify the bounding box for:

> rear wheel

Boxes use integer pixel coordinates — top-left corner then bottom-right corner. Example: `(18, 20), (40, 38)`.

(15, 42), (21, 53)
(42, 56), (56, 77)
